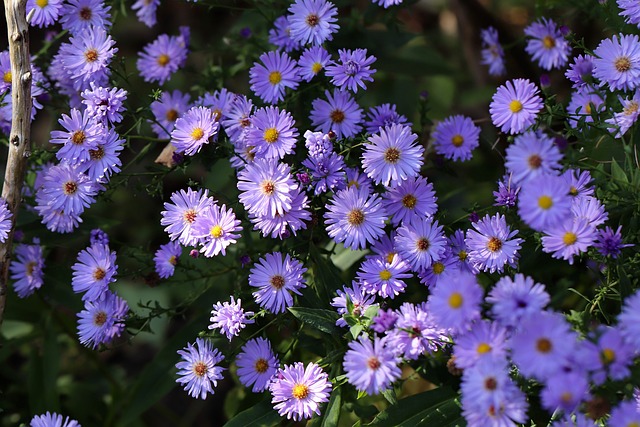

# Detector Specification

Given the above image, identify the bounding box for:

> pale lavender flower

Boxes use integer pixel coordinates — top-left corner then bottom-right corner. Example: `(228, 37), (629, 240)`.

(209, 296), (254, 341)
(269, 362), (332, 421)
(176, 338), (225, 399)
(343, 336), (401, 395)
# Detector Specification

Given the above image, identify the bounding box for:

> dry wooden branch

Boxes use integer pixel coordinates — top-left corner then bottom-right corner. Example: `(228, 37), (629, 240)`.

(0, 0), (32, 327)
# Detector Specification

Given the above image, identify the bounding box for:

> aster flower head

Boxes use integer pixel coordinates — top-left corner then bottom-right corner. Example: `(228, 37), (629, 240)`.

(0, 198), (12, 243)
(617, 290), (640, 349)
(192, 204), (242, 257)
(297, 45), (331, 81)
(59, 0), (111, 34)
(524, 18), (571, 70)
(150, 90), (191, 139)
(453, 320), (507, 369)
(77, 290), (128, 349)
(465, 213), (524, 274)
(10, 241), (45, 298)
(594, 225), (633, 258)
(236, 337), (279, 392)
(386, 302), (450, 359)
(50, 108), (104, 163)
(566, 54), (595, 88)
(541, 371), (590, 413)
(249, 50), (299, 104)
(208, 296), (254, 341)
(287, 0), (339, 46)
(417, 251), (459, 289)
(269, 16), (302, 53)
(489, 78), (543, 135)
(373, 0), (403, 8)
(247, 106), (298, 160)
(91, 229), (109, 246)
(71, 243), (117, 301)
(137, 33), (189, 85)
(59, 26), (117, 91)
(518, 172), (572, 232)
(428, 271), (484, 333)
(571, 195), (609, 226)
(567, 86), (605, 128)
(310, 89), (363, 139)
(609, 400), (640, 427)
(171, 106), (219, 156)
(160, 188), (215, 247)
(383, 175), (437, 227)
(198, 88), (235, 123)
(326, 48), (376, 93)
(222, 94), (254, 144)
(27, 0), (63, 28)
(486, 274), (550, 327)
(493, 176), (520, 208)
(371, 308), (398, 333)
(593, 34), (640, 92)
(606, 90), (640, 138)
(357, 255), (412, 299)
(365, 103), (410, 134)
(269, 362), (332, 421)
(154, 241), (181, 279)
(30, 412), (81, 427)
(35, 163), (100, 217)
(343, 336), (401, 395)
(176, 338), (225, 399)
(302, 151), (346, 195)
(249, 188), (311, 239)
(324, 186), (387, 250)
(480, 27), (506, 76)
(237, 158), (297, 217)
(132, 0), (159, 27)
(432, 115), (480, 162)
(249, 252), (307, 314)
(361, 124), (423, 187)
(331, 281), (377, 327)
(590, 326), (635, 384)
(541, 218), (596, 264)
(505, 131), (563, 184)
(395, 217), (447, 272)
(79, 127), (125, 182)
(619, 0), (640, 27)
(81, 83), (128, 124)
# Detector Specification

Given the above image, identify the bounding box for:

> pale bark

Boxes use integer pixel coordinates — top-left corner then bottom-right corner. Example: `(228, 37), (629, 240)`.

(0, 0), (32, 326)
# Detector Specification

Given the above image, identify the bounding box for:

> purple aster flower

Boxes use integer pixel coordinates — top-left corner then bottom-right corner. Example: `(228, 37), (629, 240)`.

(175, 338), (224, 399)
(505, 131), (563, 185)
(324, 186), (387, 250)
(465, 213), (523, 274)
(221, 94), (254, 144)
(493, 176), (520, 208)
(617, 290), (640, 349)
(10, 241), (45, 298)
(287, 0), (339, 46)
(269, 362), (332, 421)
(541, 371), (589, 413)
(236, 337), (279, 392)
(302, 151), (346, 195)
(567, 86), (604, 128)
(383, 175), (437, 226)
(35, 163), (100, 217)
(563, 168), (594, 199)
(326, 48), (376, 93)
(394, 217), (447, 272)
(372, 0), (403, 8)
(565, 54), (594, 88)
(541, 218), (595, 264)
(27, 0), (63, 28)
(432, 115), (480, 162)
(59, 27), (117, 92)
(428, 271), (483, 333)
(208, 296), (254, 341)
(386, 302), (449, 359)
(35, 204), (82, 234)
(310, 89), (363, 139)
(331, 281), (377, 327)
(417, 252), (458, 289)
(81, 83), (127, 124)
(343, 336), (401, 395)
(137, 34), (189, 85)
(237, 158), (297, 217)
(171, 106), (219, 156)
(593, 34), (640, 92)
(357, 255), (412, 299)
(30, 412), (80, 427)
(249, 50), (299, 104)
(361, 124), (423, 187)
(453, 320), (507, 369)
(154, 241), (181, 279)
(246, 106), (298, 159)
(594, 225), (632, 258)
(0, 198), (12, 243)
(71, 243), (117, 301)
(132, 0), (159, 27)
(79, 126), (125, 182)
(150, 90), (191, 139)
(518, 172), (572, 232)
(160, 188), (215, 247)
(618, 0), (640, 26)
(448, 229), (475, 274)
(77, 290), (128, 349)
(198, 88), (235, 122)
(50, 108), (104, 163)
(249, 188), (311, 239)
(371, 308), (398, 333)
(591, 326), (634, 384)
(59, 0), (111, 34)
(480, 27), (506, 76)
(486, 274), (549, 328)
(510, 310), (577, 380)
(268, 16), (301, 53)
(365, 103), (410, 135)
(343, 166), (373, 194)
(550, 414), (597, 427)
(304, 129), (333, 157)
(571, 196), (608, 227)
(609, 400), (640, 426)
(249, 252), (307, 314)
(91, 229), (109, 246)
(524, 18), (571, 70)
(0, 51), (11, 95)
(297, 46), (330, 81)
(606, 90), (640, 138)
(192, 204), (242, 257)
(489, 78), (543, 135)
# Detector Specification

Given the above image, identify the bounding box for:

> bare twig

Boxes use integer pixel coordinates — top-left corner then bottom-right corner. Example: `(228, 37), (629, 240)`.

(0, 0), (32, 327)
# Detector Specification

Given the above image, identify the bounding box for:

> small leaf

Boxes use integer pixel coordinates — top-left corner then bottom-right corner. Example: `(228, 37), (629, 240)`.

(350, 324), (364, 339)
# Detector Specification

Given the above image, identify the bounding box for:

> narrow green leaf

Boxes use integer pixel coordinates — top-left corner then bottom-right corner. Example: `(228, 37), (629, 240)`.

(288, 307), (340, 335)
(223, 399), (281, 427)
(309, 245), (345, 304)
(366, 387), (458, 426)
(611, 158), (629, 184)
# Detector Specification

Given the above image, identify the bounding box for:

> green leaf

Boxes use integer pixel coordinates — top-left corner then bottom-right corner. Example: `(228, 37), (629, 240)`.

(309, 245), (345, 304)
(366, 387), (461, 427)
(350, 324), (364, 339)
(223, 399), (281, 427)
(307, 386), (342, 427)
(288, 307), (341, 335)
(611, 158), (629, 184)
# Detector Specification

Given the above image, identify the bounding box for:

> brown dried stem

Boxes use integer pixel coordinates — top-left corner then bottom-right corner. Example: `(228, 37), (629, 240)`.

(0, 0), (32, 327)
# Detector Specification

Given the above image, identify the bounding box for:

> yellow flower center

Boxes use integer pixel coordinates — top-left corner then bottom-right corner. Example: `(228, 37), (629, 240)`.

(263, 127), (279, 143)
(291, 383), (309, 400)
(402, 194), (417, 208)
(448, 292), (463, 309)
(268, 71), (282, 85)
(615, 56), (631, 72)
(311, 62), (323, 74)
(157, 54), (170, 67)
(624, 102), (639, 116)
(585, 103), (592, 114)
(542, 35), (556, 49)
(210, 225), (223, 238)
(191, 127), (205, 141)
(432, 262), (445, 274)
(36, 0), (48, 7)
(93, 267), (106, 281)
(562, 232), (577, 245)
(601, 348), (616, 364)
(477, 342), (492, 354)
(72, 130), (86, 145)
(509, 100), (523, 113)
(169, 255), (178, 266)
(458, 250), (467, 261)
(2, 71), (11, 84)
(84, 49), (98, 63)
(347, 209), (365, 226)
(538, 195), (553, 210)
(166, 109), (178, 122)
(451, 134), (464, 147)
(379, 269), (392, 281)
